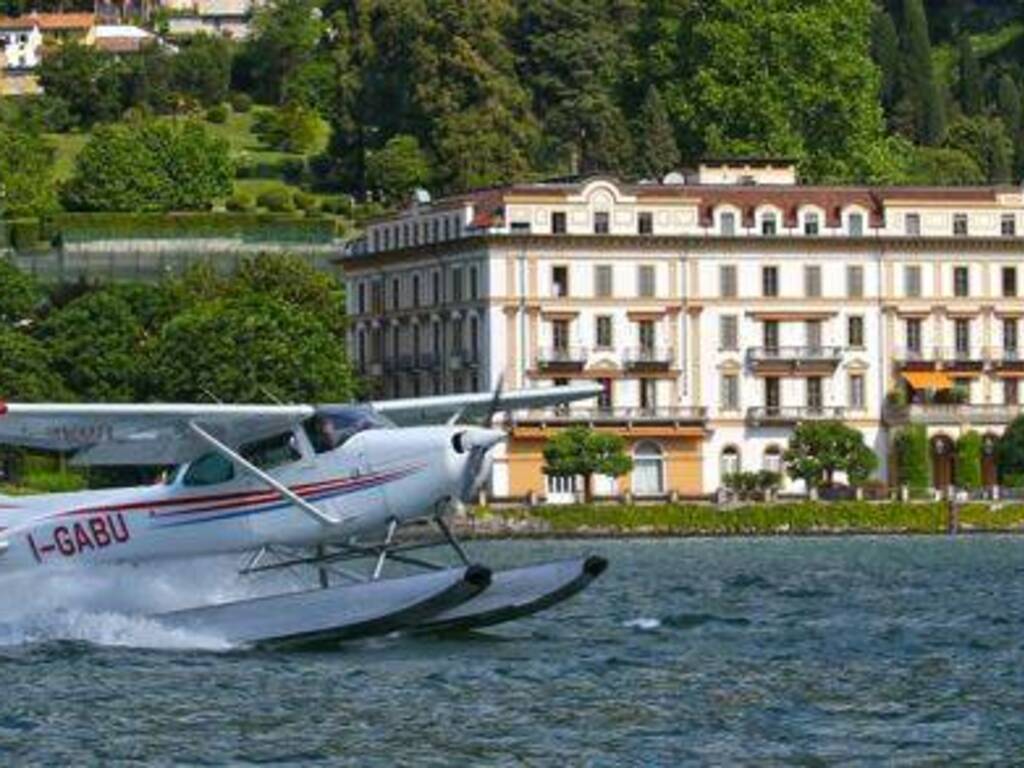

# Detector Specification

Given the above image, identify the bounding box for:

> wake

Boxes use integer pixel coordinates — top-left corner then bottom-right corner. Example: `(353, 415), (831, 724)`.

(0, 556), (281, 651)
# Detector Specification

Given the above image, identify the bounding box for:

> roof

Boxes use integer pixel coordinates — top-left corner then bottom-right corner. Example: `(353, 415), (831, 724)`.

(0, 12), (94, 30)
(94, 24), (156, 52)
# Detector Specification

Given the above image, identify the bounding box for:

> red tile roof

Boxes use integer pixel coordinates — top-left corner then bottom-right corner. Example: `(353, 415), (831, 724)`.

(0, 12), (94, 30)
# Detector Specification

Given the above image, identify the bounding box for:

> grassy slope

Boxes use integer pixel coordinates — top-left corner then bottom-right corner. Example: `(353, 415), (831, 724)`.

(46, 109), (331, 199)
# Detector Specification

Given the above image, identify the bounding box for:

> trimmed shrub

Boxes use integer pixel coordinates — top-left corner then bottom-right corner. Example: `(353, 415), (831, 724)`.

(895, 424), (930, 490)
(229, 92), (253, 113)
(49, 212), (335, 244)
(225, 193), (254, 212)
(205, 103), (229, 124)
(320, 195), (353, 215)
(8, 219), (43, 250)
(292, 191), (319, 213)
(256, 189), (296, 213)
(955, 431), (983, 489)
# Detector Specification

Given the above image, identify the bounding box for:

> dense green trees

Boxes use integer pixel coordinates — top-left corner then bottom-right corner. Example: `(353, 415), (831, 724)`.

(62, 120), (233, 212)
(0, 255), (354, 406)
(366, 134), (432, 203)
(783, 421), (878, 490)
(0, 126), (56, 217)
(896, 424), (931, 490)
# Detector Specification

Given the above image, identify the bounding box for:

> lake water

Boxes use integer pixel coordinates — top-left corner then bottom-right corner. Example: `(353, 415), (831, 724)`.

(1, 536), (1022, 765)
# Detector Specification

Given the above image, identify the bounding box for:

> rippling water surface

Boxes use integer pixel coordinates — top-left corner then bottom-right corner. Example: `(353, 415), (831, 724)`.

(2, 536), (1023, 765)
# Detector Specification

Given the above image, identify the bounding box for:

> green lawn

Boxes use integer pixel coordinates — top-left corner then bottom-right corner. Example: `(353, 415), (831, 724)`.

(46, 108), (332, 200)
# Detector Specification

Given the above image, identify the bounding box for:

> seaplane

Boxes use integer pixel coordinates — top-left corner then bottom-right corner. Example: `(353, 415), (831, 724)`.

(0, 382), (607, 648)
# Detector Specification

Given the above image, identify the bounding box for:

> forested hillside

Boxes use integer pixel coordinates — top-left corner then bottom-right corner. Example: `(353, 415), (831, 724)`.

(4, 0), (1024, 212)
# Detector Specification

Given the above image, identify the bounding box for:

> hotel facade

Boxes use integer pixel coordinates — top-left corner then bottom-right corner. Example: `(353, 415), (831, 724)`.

(337, 162), (1024, 500)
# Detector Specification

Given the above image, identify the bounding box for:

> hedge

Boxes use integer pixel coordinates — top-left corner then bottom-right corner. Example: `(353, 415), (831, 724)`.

(955, 431), (983, 490)
(895, 424), (931, 490)
(511, 502), (1024, 535)
(47, 212), (337, 244)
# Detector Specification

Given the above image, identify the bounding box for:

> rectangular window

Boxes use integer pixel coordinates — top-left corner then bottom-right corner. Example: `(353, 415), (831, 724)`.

(638, 212), (654, 235)
(719, 315), (738, 350)
(955, 318), (971, 356)
(552, 319), (569, 350)
(1005, 318), (1019, 356)
(638, 265), (656, 297)
(804, 265), (822, 298)
(412, 275), (420, 308)
(1006, 378), (1019, 405)
(954, 213), (968, 236)
(906, 318), (922, 353)
(638, 320), (656, 351)
(763, 320), (779, 352)
(720, 265), (738, 297)
(954, 266), (969, 298)
(761, 215), (777, 236)
(720, 374), (739, 410)
(849, 375), (865, 410)
(905, 213), (921, 236)
(762, 266), (779, 297)
(848, 213), (864, 236)
(595, 316), (613, 348)
(451, 267), (463, 303)
(720, 211), (736, 236)
(469, 266), (479, 300)
(594, 265), (613, 297)
(904, 265), (922, 297)
(552, 265), (569, 298)
(510, 221), (531, 233)
(551, 211), (567, 234)
(806, 320), (822, 350)
(1003, 267), (1017, 297)
(357, 283), (366, 314)
(1002, 214), (1016, 237)
(392, 277), (400, 310)
(806, 377), (823, 410)
(848, 315), (864, 348)
(847, 265), (864, 298)
(765, 377), (781, 410)
(804, 213), (819, 235)
(432, 272), (440, 305)
(598, 378), (613, 410)
(594, 211), (610, 234)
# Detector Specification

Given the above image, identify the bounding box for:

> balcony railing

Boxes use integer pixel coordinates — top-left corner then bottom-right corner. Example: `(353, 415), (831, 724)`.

(511, 406), (707, 426)
(746, 406), (847, 424)
(537, 346), (588, 369)
(416, 351), (440, 370)
(893, 346), (986, 364)
(747, 346), (844, 364)
(450, 347), (480, 369)
(885, 403), (1024, 425)
(623, 347), (674, 369)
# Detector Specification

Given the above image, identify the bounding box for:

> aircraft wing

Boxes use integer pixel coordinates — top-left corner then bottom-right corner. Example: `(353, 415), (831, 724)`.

(370, 383), (603, 426)
(0, 403), (314, 466)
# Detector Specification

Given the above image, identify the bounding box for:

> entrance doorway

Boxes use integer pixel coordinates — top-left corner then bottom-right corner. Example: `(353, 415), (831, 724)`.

(931, 435), (955, 489)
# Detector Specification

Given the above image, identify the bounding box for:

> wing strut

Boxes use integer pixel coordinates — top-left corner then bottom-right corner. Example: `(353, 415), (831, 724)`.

(187, 421), (340, 527)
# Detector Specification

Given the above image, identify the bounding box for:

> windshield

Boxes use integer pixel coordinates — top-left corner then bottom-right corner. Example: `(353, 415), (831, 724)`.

(303, 407), (394, 454)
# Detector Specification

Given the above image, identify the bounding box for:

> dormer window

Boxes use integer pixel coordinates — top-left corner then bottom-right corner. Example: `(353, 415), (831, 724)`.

(720, 211), (736, 236)
(552, 211), (567, 234)
(761, 214), (777, 236)
(804, 213), (819, 235)
(510, 221), (531, 233)
(637, 212), (654, 235)
(594, 211), (610, 234)
(905, 213), (920, 236)
(848, 212), (864, 236)
(1002, 214), (1016, 237)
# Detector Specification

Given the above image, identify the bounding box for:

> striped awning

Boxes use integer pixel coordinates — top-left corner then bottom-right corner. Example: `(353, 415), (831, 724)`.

(902, 371), (953, 390)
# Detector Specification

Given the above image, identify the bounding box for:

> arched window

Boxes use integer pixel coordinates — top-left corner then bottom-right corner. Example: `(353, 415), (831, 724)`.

(632, 441), (665, 496)
(763, 444), (783, 474)
(721, 445), (741, 478)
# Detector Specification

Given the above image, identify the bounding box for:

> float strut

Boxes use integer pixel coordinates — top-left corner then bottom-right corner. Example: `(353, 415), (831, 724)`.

(316, 544), (329, 589)
(372, 519), (398, 580)
(435, 515), (470, 566)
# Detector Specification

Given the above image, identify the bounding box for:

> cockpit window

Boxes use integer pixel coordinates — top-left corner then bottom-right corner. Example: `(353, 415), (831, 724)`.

(303, 407), (394, 454)
(240, 432), (302, 471)
(183, 452), (235, 487)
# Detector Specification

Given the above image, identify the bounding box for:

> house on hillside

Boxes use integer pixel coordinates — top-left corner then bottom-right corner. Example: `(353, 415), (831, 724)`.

(163, 0), (263, 39)
(0, 12), (95, 95)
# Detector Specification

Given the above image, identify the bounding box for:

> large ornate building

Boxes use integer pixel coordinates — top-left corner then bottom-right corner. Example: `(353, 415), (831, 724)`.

(337, 161), (1024, 499)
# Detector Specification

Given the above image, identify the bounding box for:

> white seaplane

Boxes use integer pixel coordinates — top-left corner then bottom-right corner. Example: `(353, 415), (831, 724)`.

(0, 383), (607, 648)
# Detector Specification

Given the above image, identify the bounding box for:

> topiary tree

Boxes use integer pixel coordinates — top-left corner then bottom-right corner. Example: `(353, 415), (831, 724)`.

(996, 415), (1024, 487)
(954, 430), (983, 490)
(783, 420), (878, 490)
(542, 425), (633, 503)
(895, 423), (930, 490)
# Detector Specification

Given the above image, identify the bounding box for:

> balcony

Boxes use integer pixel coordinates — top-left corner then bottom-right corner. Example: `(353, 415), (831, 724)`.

(397, 354), (417, 372)
(450, 347), (480, 370)
(985, 346), (1024, 373)
(746, 406), (847, 425)
(885, 403), (1024, 426)
(537, 346), (588, 371)
(415, 351), (440, 370)
(511, 406), (707, 427)
(893, 346), (986, 371)
(746, 346), (844, 374)
(624, 347), (674, 371)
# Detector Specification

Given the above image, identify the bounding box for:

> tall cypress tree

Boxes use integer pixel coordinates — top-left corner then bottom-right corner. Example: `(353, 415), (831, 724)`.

(636, 85), (680, 179)
(997, 74), (1022, 142)
(871, 10), (901, 112)
(957, 35), (983, 117)
(900, 0), (945, 144)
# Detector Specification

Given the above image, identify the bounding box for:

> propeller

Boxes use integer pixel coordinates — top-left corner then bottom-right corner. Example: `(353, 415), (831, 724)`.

(458, 374), (507, 501)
